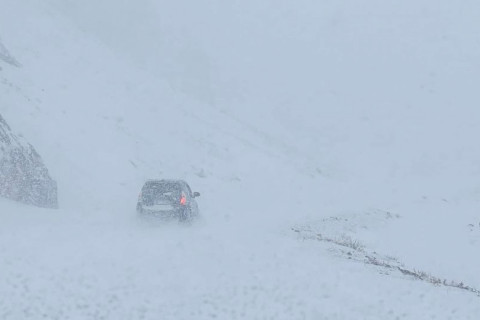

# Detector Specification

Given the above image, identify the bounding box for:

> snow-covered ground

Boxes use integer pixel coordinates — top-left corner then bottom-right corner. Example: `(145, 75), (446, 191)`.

(1, 0), (479, 319)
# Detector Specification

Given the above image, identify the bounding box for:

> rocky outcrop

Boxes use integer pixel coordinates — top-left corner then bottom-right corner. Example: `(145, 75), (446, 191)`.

(0, 114), (57, 208)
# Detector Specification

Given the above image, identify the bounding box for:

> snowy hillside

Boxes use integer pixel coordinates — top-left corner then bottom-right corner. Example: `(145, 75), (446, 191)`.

(1, 0), (480, 319)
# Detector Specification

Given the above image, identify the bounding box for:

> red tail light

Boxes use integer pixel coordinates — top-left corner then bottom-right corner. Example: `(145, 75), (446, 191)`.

(180, 192), (186, 205)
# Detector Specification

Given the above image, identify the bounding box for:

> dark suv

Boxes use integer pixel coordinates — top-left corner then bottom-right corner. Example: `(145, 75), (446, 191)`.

(136, 179), (200, 221)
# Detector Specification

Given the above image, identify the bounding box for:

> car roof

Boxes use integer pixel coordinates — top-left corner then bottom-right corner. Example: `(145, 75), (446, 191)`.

(145, 179), (187, 184)
(143, 179), (189, 187)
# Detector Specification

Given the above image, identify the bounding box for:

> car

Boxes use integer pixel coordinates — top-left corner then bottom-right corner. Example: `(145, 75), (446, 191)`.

(136, 179), (200, 222)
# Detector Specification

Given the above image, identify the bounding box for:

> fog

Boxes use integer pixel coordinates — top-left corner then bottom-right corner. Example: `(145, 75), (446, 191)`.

(1, 0), (480, 319)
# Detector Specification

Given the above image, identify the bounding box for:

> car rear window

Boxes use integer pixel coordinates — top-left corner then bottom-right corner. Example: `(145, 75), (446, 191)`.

(142, 182), (182, 202)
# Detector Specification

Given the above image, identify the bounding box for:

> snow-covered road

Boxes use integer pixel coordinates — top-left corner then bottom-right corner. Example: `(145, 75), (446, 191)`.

(1, 199), (479, 319)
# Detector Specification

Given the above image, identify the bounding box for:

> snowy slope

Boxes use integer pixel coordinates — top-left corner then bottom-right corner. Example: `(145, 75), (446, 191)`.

(1, 0), (480, 319)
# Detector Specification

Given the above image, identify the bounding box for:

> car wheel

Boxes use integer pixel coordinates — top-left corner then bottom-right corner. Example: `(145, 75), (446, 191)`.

(136, 203), (144, 214)
(179, 208), (191, 222)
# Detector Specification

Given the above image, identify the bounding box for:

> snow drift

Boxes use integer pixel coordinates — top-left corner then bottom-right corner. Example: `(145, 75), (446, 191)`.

(0, 37), (20, 67)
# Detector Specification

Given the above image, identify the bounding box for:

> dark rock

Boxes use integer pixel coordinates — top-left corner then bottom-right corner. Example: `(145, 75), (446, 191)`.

(0, 114), (57, 208)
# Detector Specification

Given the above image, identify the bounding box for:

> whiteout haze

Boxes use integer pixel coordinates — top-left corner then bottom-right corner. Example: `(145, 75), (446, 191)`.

(1, 0), (479, 319)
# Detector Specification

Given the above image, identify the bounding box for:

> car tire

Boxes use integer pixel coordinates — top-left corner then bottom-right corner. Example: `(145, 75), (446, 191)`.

(136, 203), (144, 215)
(179, 207), (191, 222)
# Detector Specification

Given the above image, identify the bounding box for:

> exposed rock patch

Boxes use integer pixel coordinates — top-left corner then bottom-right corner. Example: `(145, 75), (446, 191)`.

(0, 114), (57, 208)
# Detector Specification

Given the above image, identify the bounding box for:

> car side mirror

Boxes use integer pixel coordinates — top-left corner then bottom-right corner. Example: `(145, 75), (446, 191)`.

(193, 192), (201, 198)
